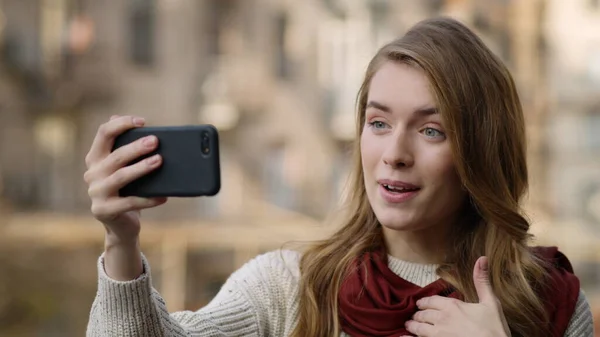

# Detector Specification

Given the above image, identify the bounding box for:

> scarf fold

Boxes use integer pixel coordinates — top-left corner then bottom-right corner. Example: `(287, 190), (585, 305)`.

(533, 246), (581, 337)
(338, 246), (580, 337)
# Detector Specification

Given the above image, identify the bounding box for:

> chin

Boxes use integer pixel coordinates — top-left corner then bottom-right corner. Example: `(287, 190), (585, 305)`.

(374, 208), (420, 231)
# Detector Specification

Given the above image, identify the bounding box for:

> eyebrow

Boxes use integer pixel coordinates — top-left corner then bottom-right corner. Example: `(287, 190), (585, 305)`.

(366, 100), (438, 117)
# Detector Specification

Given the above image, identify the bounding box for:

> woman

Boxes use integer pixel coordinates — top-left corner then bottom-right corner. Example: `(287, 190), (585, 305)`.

(85, 17), (594, 337)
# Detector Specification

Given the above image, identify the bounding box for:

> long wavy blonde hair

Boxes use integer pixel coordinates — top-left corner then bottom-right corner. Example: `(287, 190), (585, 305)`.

(289, 17), (550, 337)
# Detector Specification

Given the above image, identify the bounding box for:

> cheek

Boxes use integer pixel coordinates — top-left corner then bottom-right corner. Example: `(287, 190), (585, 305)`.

(424, 151), (461, 187)
(360, 133), (378, 170)
(440, 168), (463, 193)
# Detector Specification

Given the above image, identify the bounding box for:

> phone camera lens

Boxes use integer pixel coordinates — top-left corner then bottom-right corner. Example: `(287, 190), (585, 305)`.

(201, 133), (210, 154)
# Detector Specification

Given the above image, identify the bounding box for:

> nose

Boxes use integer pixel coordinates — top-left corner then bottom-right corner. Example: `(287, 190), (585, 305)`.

(382, 130), (414, 168)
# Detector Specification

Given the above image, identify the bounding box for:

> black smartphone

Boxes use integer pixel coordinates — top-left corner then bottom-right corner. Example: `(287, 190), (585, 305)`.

(112, 125), (220, 197)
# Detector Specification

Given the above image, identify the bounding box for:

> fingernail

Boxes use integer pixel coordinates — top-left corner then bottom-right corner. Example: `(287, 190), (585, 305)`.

(143, 136), (157, 147)
(133, 117), (145, 126)
(147, 154), (160, 165)
(480, 257), (489, 271)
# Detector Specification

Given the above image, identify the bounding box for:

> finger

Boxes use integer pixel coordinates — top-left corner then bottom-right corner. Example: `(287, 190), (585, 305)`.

(85, 116), (146, 168)
(88, 154), (162, 198)
(405, 320), (434, 337)
(91, 197), (167, 220)
(412, 309), (441, 325)
(416, 295), (462, 311)
(86, 135), (158, 181)
(110, 115), (120, 120)
(473, 256), (496, 304)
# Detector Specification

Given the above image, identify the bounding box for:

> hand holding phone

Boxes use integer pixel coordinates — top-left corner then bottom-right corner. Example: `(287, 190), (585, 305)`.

(84, 115), (167, 245)
(84, 116), (221, 280)
(112, 125), (221, 198)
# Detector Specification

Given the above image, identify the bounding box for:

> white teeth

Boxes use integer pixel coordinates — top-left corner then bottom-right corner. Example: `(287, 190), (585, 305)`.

(384, 184), (412, 191)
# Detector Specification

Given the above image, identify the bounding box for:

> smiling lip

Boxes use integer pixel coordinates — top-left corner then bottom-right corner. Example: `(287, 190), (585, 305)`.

(377, 179), (421, 203)
(377, 179), (420, 189)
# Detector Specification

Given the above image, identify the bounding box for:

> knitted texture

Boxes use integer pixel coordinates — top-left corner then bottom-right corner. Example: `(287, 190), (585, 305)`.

(87, 250), (594, 336)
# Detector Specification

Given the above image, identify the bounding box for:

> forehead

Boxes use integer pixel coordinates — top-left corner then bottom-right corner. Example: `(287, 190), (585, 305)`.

(367, 61), (435, 109)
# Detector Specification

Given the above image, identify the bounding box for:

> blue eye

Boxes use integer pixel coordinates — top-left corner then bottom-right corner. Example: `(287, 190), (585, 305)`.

(422, 127), (445, 138)
(369, 121), (388, 129)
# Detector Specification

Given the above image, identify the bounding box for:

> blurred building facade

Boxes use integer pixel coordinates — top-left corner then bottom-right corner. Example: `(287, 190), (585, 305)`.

(0, 0), (599, 335)
(544, 1), (600, 241)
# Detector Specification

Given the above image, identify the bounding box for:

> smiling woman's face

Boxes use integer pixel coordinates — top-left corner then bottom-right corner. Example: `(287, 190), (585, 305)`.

(360, 61), (466, 234)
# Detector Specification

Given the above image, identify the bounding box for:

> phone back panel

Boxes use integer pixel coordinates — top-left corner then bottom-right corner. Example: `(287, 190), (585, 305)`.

(112, 125), (220, 197)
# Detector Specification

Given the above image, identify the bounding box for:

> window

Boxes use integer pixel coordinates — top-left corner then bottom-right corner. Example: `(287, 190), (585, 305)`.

(330, 147), (352, 206)
(586, 113), (600, 150)
(129, 0), (155, 66)
(263, 143), (296, 210)
(274, 11), (291, 79)
(205, 0), (235, 55)
(580, 181), (600, 225)
(426, 0), (445, 13)
(587, 49), (600, 85)
(185, 250), (233, 309)
(576, 261), (600, 291)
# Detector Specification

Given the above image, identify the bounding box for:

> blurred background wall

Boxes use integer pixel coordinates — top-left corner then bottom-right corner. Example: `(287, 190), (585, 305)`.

(0, 0), (598, 335)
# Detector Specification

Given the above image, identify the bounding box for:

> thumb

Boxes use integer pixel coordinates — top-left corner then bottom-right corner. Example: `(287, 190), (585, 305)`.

(473, 256), (495, 304)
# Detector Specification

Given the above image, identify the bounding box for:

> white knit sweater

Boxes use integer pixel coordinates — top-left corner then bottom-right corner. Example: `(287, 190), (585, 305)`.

(87, 250), (594, 336)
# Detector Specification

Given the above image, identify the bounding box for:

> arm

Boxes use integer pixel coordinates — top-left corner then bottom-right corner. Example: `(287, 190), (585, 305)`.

(564, 290), (594, 337)
(83, 116), (300, 336)
(86, 250), (301, 337)
(84, 115), (258, 336)
(87, 253), (258, 337)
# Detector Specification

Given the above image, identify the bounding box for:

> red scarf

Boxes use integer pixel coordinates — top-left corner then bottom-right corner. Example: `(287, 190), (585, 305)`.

(338, 246), (580, 337)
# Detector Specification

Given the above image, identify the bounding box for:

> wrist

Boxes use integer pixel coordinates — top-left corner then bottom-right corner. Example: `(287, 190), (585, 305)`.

(103, 236), (143, 281)
(104, 231), (139, 250)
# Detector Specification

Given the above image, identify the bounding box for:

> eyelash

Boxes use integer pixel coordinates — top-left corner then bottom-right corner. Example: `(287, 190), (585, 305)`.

(368, 121), (388, 129)
(367, 121), (445, 139)
(421, 127), (445, 138)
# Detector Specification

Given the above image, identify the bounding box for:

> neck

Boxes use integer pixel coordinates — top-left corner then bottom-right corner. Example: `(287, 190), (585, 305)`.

(382, 225), (450, 264)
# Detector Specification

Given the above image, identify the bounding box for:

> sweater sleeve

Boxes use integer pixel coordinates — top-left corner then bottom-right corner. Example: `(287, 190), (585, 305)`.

(86, 250), (301, 337)
(564, 289), (594, 337)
